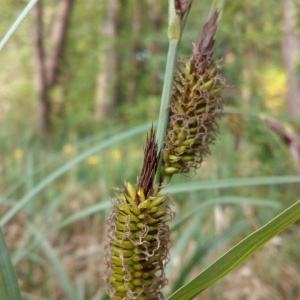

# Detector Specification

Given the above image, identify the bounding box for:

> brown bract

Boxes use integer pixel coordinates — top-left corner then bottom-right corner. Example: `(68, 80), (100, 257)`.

(192, 10), (219, 59)
(138, 127), (160, 199)
(175, 0), (193, 16)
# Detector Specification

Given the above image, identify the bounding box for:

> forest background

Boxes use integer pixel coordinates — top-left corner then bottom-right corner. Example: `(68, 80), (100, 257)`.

(0, 0), (300, 299)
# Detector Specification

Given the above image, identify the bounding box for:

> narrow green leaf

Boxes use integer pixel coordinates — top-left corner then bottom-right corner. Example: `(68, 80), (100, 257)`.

(28, 224), (77, 300)
(167, 200), (300, 300)
(52, 201), (110, 232)
(0, 123), (152, 226)
(155, 39), (180, 185)
(171, 196), (281, 232)
(0, 0), (39, 51)
(55, 197), (279, 233)
(165, 176), (300, 194)
(0, 125), (122, 205)
(0, 227), (22, 300)
(171, 220), (248, 293)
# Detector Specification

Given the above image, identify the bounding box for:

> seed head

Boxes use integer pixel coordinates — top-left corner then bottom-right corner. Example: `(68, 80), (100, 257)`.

(163, 11), (225, 175)
(105, 128), (174, 299)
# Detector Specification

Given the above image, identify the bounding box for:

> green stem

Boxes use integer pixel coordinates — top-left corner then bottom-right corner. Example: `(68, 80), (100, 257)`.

(0, 227), (22, 300)
(155, 39), (179, 184)
(155, 0), (191, 185)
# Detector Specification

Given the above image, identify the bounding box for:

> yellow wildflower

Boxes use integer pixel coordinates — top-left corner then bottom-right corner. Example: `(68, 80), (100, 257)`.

(87, 155), (99, 165)
(263, 67), (286, 114)
(111, 150), (121, 160)
(63, 144), (76, 155)
(14, 148), (24, 159)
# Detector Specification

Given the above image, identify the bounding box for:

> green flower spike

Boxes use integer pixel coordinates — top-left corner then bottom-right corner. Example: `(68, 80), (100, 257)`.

(105, 128), (174, 300)
(163, 11), (225, 175)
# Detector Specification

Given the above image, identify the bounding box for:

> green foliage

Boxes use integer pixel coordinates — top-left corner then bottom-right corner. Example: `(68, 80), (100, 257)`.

(1, 0), (300, 299)
(167, 200), (300, 300)
(1, 120), (299, 298)
(0, 228), (22, 300)
(0, 0), (288, 134)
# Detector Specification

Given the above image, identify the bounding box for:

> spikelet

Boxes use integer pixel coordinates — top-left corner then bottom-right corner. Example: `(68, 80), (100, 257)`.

(163, 11), (225, 175)
(105, 128), (174, 300)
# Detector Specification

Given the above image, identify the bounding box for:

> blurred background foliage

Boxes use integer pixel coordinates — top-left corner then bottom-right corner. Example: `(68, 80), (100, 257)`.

(0, 0), (300, 299)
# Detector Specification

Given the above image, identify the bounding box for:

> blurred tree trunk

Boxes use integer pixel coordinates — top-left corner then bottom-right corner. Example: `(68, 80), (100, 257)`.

(95, 0), (120, 120)
(282, 0), (300, 118)
(33, 1), (50, 135)
(33, 0), (74, 136)
(127, 1), (143, 103)
(148, 1), (164, 95)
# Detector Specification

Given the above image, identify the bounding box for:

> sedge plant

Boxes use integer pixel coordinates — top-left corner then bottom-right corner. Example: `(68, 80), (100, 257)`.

(104, 3), (226, 298)
(0, 1), (300, 300)
(104, 1), (300, 299)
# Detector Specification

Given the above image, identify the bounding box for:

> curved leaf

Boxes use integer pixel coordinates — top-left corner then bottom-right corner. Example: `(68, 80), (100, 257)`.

(0, 228), (22, 300)
(0, 123), (152, 226)
(165, 176), (300, 194)
(0, 0), (39, 51)
(167, 200), (300, 300)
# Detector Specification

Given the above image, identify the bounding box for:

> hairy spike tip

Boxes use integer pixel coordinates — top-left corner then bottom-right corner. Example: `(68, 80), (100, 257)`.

(138, 126), (160, 198)
(192, 10), (219, 59)
(175, 0), (193, 15)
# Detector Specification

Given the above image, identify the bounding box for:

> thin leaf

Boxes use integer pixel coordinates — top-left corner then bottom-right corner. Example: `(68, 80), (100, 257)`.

(0, 123), (152, 226)
(155, 39), (180, 184)
(0, 0), (39, 51)
(52, 201), (110, 232)
(0, 125), (121, 205)
(171, 196), (281, 232)
(167, 200), (300, 300)
(0, 227), (22, 300)
(167, 217), (202, 278)
(28, 223), (77, 300)
(165, 176), (300, 194)
(171, 220), (248, 293)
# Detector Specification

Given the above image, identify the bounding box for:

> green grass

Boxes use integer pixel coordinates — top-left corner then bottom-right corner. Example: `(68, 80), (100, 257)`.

(0, 2), (299, 298)
(1, 118), (300, 299)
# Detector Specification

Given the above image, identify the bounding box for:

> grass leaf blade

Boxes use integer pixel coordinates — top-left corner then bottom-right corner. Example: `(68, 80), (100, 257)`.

(167, 200), (300, 300)
(0, 123), (152, 226)
(0, 0), (39, 51)
(166, 176), (300, 194)
(0, 227), (22, 300)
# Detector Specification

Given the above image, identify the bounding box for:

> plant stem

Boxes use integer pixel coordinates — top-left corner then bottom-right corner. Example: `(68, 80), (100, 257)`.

(155, 39), (179, 184)
(155, 0), (191, 185)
